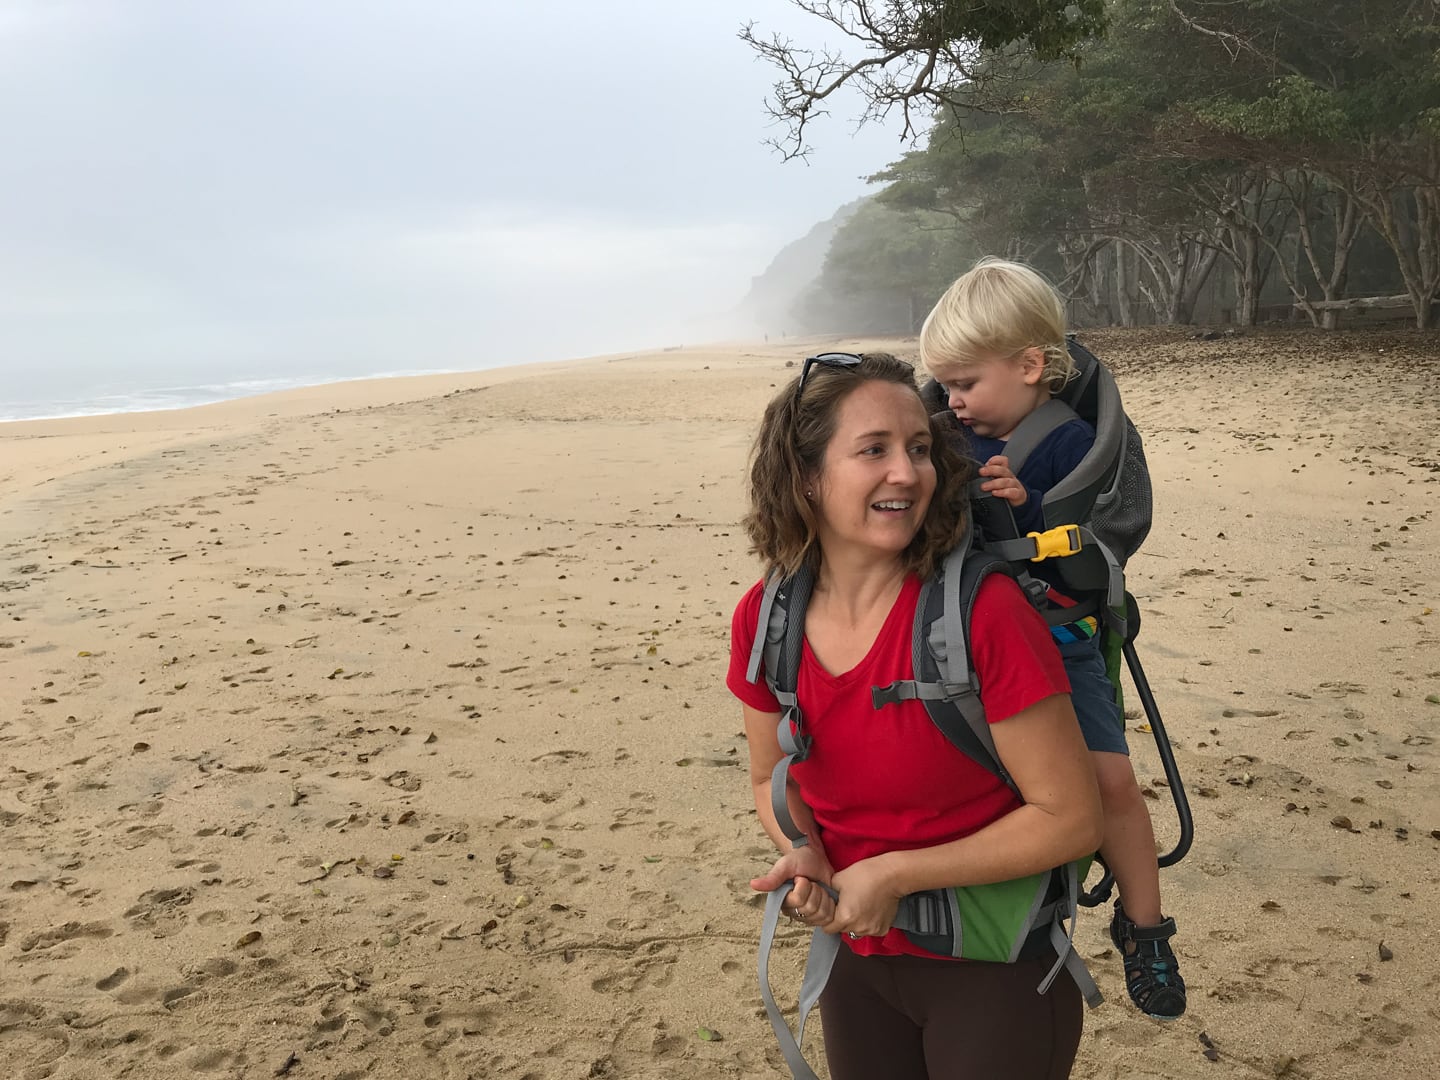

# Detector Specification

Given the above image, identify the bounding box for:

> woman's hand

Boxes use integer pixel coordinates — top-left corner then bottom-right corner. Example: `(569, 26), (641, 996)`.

(823, 855), (904, 940)
(751, 845), (836, 927)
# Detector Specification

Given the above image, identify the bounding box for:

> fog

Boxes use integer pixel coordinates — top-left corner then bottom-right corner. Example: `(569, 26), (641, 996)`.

(0, 0), (910, 402)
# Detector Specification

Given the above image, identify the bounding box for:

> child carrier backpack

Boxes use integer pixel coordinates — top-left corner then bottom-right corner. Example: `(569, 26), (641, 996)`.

(920, 336), (1194, 908)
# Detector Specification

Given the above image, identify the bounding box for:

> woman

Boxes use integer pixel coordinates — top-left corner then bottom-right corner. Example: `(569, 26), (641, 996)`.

(727, 352), (1104, 1080)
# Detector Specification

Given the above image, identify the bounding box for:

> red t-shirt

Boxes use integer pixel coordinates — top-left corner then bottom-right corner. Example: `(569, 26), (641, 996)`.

(727, 572), (1070, 959)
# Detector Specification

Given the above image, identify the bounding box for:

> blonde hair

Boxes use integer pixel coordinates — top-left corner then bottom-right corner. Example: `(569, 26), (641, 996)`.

(919, 257), (1075, 392)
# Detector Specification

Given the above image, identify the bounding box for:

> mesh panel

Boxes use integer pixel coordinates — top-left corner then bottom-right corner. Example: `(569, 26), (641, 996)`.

(1090, 419), (1152, 564)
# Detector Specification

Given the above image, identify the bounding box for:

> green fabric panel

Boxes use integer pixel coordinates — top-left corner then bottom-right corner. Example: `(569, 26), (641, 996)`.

(948, 872), (1050, 962)
(944, 856), (1091, 962)
(1100, 622), (1125, 711)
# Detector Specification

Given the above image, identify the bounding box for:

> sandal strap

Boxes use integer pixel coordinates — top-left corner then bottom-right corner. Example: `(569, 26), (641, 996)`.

(1124, 915), (1177, 943)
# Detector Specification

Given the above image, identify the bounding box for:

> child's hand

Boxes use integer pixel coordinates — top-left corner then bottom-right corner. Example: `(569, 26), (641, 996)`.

(979, 455), (1029, 507)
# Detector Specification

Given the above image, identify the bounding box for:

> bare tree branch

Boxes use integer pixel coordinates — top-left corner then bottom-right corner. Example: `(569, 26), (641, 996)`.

(740, 0), (1106, 161)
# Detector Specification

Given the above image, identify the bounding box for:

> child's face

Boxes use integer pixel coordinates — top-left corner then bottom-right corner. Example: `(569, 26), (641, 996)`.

(929, 348), (1048, 442)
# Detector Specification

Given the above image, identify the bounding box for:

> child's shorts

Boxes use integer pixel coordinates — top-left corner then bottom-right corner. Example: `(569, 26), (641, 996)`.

(1057, 636), (1129, 755)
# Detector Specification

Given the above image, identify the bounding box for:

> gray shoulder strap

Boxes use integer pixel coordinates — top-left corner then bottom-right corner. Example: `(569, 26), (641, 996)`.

(1001, 398), (1080, 476)
(745, 574), (786, 686)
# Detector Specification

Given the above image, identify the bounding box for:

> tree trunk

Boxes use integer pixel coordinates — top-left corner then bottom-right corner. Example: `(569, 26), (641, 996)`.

(1115, 243), (1136, 327)
(1166, 239), (1220, 324)
(1264, 168), (1364, 331)
(1202, 169), (1283, 327)
(1332, 138), (1440, 331)
(1229, 228), (1261, 327)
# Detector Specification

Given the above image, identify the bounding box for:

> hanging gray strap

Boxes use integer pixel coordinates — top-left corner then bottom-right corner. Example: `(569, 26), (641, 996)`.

(1036, 863), (1103, 1007)
(1076, 527), (1126, 634)
(758, 880), (841, 1080)
(999, 398), (1080, 476)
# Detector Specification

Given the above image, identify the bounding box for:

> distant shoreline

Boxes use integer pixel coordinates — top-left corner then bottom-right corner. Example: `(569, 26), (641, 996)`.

(0, 365), (493, 426)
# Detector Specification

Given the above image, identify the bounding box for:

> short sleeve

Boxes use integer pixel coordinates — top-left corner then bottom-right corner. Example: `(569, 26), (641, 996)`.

(968, 574), (1070, 724)
(727, 581), (781, 713)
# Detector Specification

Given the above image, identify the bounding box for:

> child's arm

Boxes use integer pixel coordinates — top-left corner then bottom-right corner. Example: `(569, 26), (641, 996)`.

(979, 456), (1046, 533)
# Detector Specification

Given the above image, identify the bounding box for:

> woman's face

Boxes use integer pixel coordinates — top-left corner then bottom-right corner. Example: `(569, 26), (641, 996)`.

(810, 380), (936, 564)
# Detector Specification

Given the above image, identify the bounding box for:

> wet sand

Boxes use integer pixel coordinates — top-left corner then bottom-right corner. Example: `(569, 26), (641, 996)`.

(1, 328), (1437, 1079)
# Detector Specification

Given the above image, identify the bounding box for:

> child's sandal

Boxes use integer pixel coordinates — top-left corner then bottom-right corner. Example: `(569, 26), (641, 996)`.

(1110, 901), (1187, 1020)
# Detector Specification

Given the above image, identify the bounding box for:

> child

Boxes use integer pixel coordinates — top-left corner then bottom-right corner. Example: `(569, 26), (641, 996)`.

(918, 257), (1187, 1020)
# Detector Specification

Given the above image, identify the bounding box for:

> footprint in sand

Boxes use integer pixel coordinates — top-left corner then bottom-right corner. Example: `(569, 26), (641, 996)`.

(185, 1045), (244, 1073)
(609, 791), (657, 831)
(0, 1000), (72, 1078)
(95, 967), (130, 991)
(419, 1004), (498, 1051)
(18, 920), (114, 953)
(590, 943), (678, 994)
(124, 885), (194, 937)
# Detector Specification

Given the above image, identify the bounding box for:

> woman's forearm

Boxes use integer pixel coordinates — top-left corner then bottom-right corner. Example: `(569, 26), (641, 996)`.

(873, 799), (1101, 899)
(876, 693), (1104, 897)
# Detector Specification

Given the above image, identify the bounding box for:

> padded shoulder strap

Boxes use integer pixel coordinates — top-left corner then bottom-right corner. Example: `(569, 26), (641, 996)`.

(748, 565), (819, 850)
(871, 540), (1018, 796)
(745, 574), (786, 687)
(1001, 398), (1081, 477)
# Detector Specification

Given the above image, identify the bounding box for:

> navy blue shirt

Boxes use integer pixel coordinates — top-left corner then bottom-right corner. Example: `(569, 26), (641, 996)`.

(966, 416), (1096, 534)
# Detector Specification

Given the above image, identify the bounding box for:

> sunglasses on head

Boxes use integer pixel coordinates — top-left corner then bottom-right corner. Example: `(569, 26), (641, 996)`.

(793, 352), (864, 405)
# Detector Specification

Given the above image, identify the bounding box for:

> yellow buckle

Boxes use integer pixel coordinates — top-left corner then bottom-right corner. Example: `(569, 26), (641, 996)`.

(1026, 525), (1082, 562)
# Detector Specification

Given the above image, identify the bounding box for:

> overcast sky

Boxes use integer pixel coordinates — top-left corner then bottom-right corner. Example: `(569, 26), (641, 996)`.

(0, 1), (913, 397)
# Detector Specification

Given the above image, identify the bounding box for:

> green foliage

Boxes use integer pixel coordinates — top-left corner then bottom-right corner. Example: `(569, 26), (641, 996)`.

(1193, 77), (1352, 143)
(785, 0), (1438, 328)
(911, 0), (1109, 61)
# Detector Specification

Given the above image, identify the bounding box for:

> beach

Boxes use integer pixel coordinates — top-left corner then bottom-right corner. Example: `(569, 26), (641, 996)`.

(2, 328), (1438, 1080)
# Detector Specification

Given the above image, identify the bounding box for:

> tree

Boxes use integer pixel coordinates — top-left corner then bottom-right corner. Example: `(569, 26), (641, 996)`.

(762, 0), (1437, 329)
(1170, 0), (1440, 326)
(740, 0), (1106, 160)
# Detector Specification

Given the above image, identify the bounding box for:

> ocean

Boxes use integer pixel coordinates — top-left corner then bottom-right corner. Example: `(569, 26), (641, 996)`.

(0, 364), (482, 425)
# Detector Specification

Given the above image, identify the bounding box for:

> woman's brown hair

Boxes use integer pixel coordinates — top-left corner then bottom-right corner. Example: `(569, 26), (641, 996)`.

(743, 352), (972, 581)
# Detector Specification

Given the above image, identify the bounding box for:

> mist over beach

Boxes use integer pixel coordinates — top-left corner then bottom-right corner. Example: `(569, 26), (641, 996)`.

(0, 1), (902, 422)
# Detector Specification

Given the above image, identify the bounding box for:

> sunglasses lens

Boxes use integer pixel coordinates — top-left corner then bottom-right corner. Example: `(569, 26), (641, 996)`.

(795, 353), (864, 402)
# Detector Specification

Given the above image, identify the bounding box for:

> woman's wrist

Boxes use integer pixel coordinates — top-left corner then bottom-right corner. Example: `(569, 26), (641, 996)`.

(871, 849), (912, 899)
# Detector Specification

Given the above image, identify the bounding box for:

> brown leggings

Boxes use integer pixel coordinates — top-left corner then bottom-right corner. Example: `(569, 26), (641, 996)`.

(818, 946), (1083, 1080)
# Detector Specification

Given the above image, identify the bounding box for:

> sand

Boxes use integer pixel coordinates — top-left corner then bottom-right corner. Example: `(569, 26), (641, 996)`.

(1, 328), (1437, 1080)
